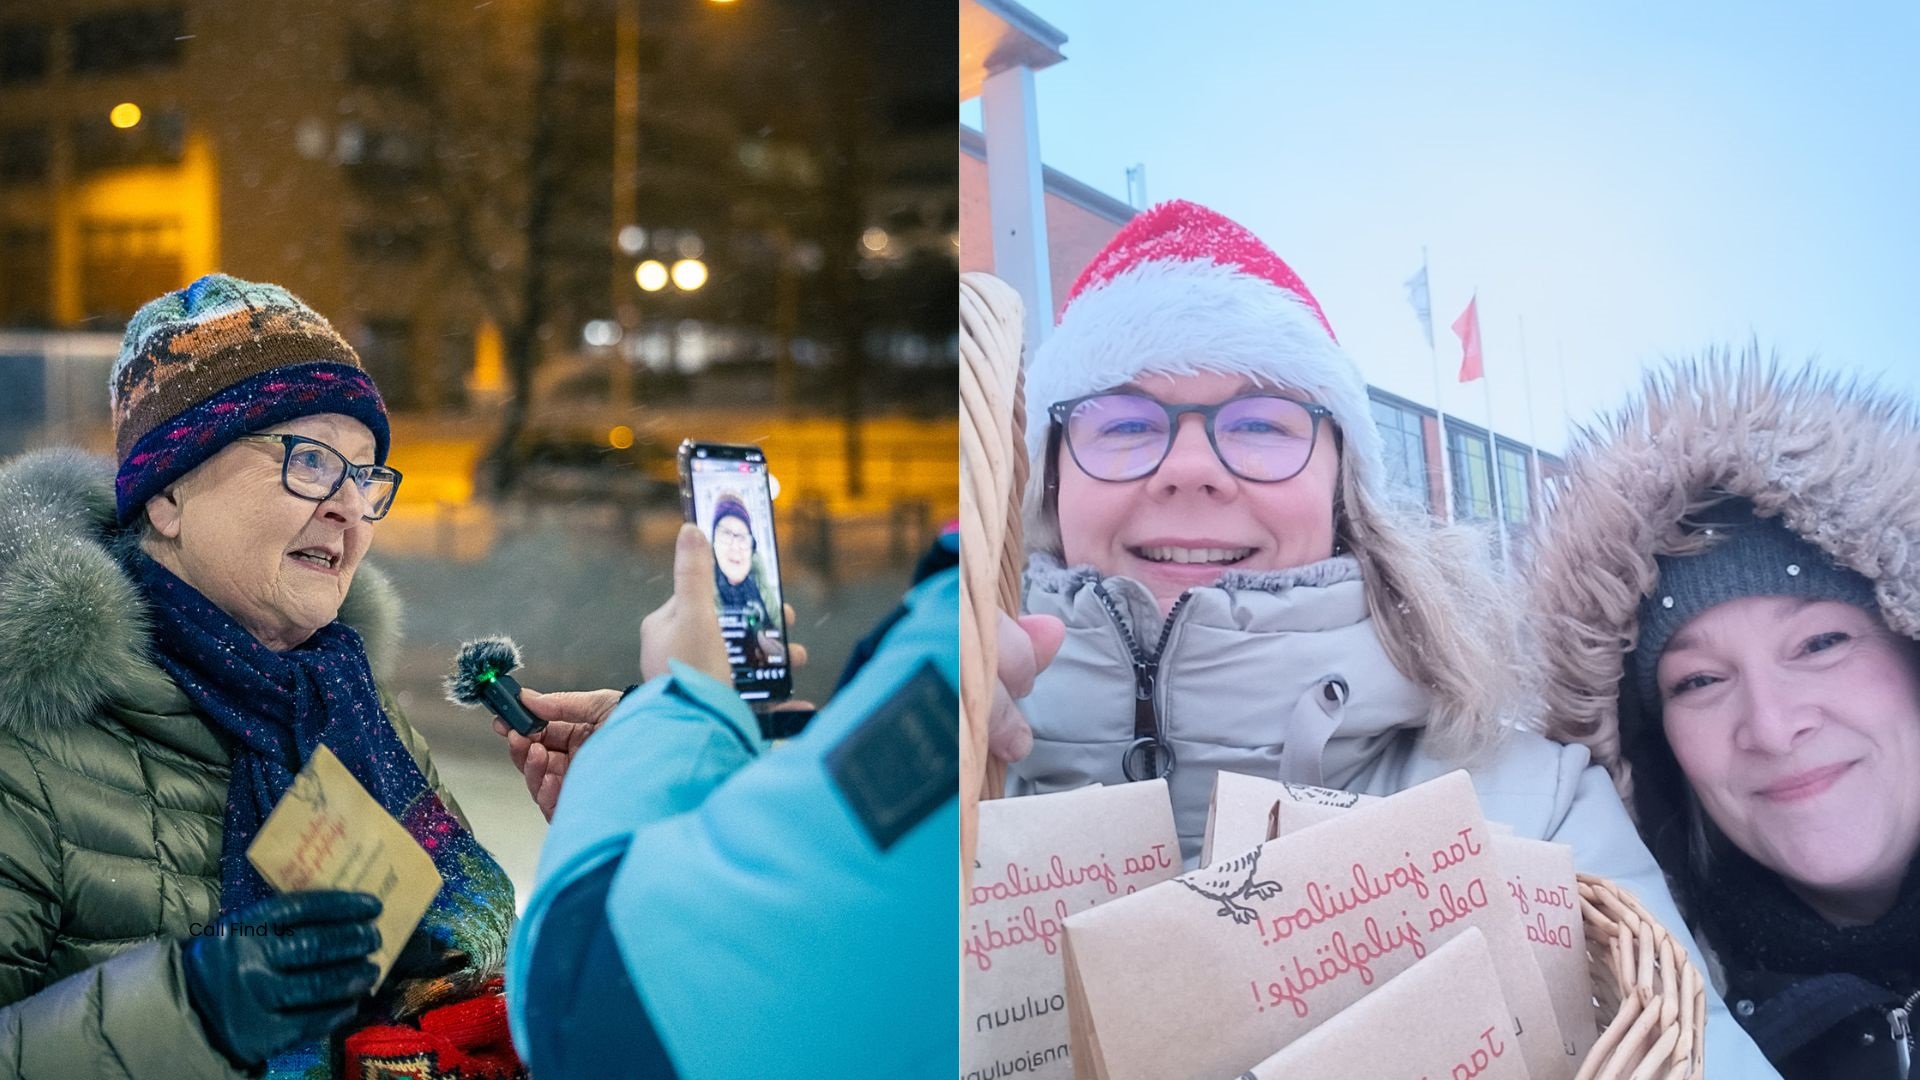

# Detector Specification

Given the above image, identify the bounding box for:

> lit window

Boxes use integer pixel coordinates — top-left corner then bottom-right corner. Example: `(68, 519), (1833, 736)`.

(1447, 424), (1495, 522)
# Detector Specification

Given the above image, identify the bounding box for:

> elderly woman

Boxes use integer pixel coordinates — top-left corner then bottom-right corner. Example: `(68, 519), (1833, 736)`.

(709, 493), (785, 666)
(990, 200), (1779, 1075)
(0, 276), (516, 1079)
(1528, 359), (1920, 1078)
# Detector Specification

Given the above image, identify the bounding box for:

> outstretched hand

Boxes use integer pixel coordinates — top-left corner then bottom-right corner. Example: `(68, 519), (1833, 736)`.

(497, 525), (831, 820)
(493, 688), (622, 821)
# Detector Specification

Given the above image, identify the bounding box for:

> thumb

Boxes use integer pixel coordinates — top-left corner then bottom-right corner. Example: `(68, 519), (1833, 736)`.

(1017, 614), (1066, 674)
(673, 523), (719, 615)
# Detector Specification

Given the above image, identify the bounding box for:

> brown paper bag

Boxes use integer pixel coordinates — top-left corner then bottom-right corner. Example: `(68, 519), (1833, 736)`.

(1238, 927), (1531, 1080)
(1062, 771), (1570, 1080)
(1205, 772), (1518, 868)
(1494, 835), (1596, 1062)
(1201, 771), (1376, 866)
(1272, 800), (1589, 1070)
(966, 781), (1182, 1080)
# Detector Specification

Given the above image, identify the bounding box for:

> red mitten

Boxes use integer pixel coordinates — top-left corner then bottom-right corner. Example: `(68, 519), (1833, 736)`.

(345, 981), (522, 1079)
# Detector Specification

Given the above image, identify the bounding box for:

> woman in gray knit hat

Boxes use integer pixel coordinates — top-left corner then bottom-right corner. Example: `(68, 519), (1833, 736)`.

(1528, 355), (1920, 1079)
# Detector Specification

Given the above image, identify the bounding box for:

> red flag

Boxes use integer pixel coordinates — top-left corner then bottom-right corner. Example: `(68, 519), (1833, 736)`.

(1452, 295), (1484, 382)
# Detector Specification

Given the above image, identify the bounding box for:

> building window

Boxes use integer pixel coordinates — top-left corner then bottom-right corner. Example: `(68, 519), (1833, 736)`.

(1497, 442), (1533, 529)
(71, 110), (185, 174)
(1447, 423), (1495, 522)
(80, 218), (183, 322)
(1369, 393), (1432, 512)
(340, 127), (428, 192)
(345, 27), (424, 89)
(438, 330), (472, 411)
(70, 9), (187, 76)
(0, 227), (53, 325)
(0, 127), (51, 185)
(357, 318), (415, 409)
(345, 224), (428, 263)
(0, 23), (51, 85)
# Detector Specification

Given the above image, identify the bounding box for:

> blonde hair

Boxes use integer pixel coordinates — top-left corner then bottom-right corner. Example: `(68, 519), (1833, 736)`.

(1024, 426), (1522, 763)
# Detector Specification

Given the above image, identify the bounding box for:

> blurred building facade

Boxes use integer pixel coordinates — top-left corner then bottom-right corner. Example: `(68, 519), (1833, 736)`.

(0, 0), (958, 428)
(5, 0), (523, 409)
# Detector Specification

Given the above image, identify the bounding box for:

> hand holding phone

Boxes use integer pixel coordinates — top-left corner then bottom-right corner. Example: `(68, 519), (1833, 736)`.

(677, 441), (793, 703)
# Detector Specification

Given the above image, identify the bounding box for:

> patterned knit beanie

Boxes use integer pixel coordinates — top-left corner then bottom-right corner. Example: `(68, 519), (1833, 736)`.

(111, 274), (390, 523)
(711, 493), (753, 537)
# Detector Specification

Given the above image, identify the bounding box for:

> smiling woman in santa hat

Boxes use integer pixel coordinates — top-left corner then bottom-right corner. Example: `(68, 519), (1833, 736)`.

(989, 199), (1780, 1077)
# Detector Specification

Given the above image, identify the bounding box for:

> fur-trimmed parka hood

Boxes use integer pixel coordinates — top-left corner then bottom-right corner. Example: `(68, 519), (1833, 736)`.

(1527, 353), (1920, 799)
(0, 448), (405, 734)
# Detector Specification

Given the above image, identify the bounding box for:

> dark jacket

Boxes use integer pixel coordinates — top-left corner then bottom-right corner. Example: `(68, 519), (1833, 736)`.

(1723, 968), (1916, 1080)
(0, 449), (476, 1079)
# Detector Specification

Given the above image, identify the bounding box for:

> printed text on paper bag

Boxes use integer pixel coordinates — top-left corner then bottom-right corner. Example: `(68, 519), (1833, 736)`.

(1243, 828), (1494, 1019)
(966, 844), (1177, 971)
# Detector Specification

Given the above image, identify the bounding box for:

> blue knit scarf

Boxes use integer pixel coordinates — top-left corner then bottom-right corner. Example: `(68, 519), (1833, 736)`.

(130, 551), (516, 1078)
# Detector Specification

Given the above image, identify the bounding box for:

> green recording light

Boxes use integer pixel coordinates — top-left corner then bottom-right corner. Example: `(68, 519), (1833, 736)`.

(478, 670), (497, 683)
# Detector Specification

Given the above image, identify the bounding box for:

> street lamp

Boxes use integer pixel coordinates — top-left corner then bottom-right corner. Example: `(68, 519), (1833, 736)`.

(670, 258), (708, 291)
(635, 260), (669, 292)
(110, 103), (142, 129)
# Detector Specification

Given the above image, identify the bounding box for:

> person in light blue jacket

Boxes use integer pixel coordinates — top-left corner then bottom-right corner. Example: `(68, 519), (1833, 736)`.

(502, 522), (957, 1079)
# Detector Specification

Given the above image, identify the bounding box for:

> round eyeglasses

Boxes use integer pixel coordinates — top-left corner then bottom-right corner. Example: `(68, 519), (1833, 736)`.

(1048, 391), (1333, 485)
(234, 434), (403, 521)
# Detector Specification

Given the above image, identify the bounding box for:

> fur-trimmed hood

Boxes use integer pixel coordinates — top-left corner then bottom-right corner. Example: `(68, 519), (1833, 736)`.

(0, 448), (404, 734)
(1526, 353), (1920, 797)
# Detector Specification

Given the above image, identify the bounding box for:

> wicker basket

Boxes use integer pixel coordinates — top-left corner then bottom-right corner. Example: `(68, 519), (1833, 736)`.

(956, 272), (1705, 1078)
(1576, 873), (1707, 1079)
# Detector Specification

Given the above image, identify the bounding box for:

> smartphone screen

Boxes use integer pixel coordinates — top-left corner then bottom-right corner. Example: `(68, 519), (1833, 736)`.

(679, 442), (792, 702)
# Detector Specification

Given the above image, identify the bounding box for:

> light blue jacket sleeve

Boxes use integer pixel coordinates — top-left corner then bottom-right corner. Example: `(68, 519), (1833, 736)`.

(508, 569), (959, 1080)
(1545, 757), (1783, 1080)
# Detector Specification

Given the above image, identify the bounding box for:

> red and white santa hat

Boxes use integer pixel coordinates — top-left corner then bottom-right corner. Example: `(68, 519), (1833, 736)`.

(1026, 199), (1383, 500)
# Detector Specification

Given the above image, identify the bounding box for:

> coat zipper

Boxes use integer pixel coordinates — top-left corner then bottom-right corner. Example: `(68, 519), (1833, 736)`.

(1091, 583), (1191, 779)
(1890, 988), (1919, 1079)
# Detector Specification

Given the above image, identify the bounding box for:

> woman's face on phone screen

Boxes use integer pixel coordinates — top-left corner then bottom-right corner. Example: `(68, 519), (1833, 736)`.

(714, 515), (754, 585)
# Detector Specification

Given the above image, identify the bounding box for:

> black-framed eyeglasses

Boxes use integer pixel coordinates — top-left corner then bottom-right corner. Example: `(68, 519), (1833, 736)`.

(1046, 391), (1334, 487)
(234, 434), (403, 521)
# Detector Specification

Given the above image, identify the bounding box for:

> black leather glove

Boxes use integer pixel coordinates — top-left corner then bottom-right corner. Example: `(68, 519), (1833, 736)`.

(182, 890), (383, 1069)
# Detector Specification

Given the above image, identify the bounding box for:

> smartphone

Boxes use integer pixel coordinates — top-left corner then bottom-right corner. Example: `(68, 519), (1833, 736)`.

(677, 441), (793, 703)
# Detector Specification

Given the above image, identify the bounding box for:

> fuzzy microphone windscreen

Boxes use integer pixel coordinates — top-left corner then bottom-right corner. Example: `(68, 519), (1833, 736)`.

(446, 637), (524, 706)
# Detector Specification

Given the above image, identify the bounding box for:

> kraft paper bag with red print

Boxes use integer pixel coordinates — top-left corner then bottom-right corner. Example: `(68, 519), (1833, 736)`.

(965, 781), (1182, 1080)
(1060, 771), (1570, 1080)
(1204, 772), (1519, 868)
(1273, 799), (1583, 1071)
(1200, 771), (1378, 866)
(1494, 835), (1595, 1062)
(1237, 928), (1530, 1080)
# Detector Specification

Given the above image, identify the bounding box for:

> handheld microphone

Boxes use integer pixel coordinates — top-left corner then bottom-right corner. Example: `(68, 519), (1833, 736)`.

(446, 637), (546, 736)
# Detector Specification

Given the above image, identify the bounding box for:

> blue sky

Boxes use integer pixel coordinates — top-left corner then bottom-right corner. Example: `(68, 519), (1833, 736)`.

(966, 1), (1919, 452)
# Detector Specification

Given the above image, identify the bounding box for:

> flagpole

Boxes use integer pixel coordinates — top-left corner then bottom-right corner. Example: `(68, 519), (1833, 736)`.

(1555, 338), (1573, 439)
(1476, 297), (1510, 568)
(1517, 314), (1540, 525)
(1422, 247), (1455, 525)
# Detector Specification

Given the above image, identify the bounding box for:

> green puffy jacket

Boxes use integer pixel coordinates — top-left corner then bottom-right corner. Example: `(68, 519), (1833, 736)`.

(0, 450), (479, 1079)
